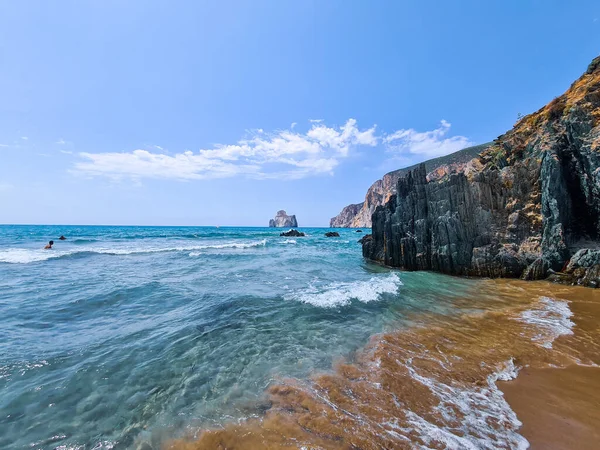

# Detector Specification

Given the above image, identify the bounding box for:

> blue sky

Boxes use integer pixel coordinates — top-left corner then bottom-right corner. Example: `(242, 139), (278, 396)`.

(0, 1), (599, 226)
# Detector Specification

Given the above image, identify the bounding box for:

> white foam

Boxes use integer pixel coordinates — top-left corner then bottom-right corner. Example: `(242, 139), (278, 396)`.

(0, 248), (68, 264)
(0, 240), (268, 264)
(404, 358), (528, 450)
(284, 272), (402, 307)
(517, 296), (574, 349)
(282, 239), (297, 244)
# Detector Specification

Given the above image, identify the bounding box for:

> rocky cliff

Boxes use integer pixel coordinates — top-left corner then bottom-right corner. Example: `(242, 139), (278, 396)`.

(330, 203), (363, 228)
(330, 144), (490, 228)
(362, 56), (600, 286)
(269, 210), (298, 228)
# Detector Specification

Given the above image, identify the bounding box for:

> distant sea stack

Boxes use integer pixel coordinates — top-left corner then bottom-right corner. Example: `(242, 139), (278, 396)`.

(362, 55), (600, 287)
(329, 143), (491, 228)
(269, 210), (298, 228)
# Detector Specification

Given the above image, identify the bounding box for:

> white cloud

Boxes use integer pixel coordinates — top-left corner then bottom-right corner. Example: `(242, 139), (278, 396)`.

(21, 136), (28, 140)
(309, 119), (323, 123)
(384, 120), (472, 158)
(73, 119), (378, 181)
(56, 138), (66, 145)
(0, 144), (9, 148)
(72, 119), (472, 182)
(0, 182), (14, 192)
(60, 149), (73, 155)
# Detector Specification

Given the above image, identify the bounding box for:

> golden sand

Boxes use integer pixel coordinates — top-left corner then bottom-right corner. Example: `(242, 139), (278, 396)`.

(166, 280), (600, 449)
(500, 365), (600, 450)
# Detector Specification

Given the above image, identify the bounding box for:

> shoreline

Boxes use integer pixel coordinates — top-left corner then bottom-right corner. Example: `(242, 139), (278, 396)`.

(166, 279), (600, 449)
(499, 284), (600, 449)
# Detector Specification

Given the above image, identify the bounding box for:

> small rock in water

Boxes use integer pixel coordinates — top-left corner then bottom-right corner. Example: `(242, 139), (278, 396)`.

(356, 229), (363, 233)
(280, 229), (306, 237)
(325, 232), (340, 237)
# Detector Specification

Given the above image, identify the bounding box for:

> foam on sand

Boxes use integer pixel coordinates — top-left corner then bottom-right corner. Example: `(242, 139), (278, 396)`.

(404, 358), (528, 450)
(516, 296), (574, 348)
(284, 272), (402, 307)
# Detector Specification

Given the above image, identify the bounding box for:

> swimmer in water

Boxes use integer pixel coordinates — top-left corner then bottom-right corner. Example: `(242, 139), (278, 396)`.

(44, 240), (54, 249)
(59, 235), (66, 240)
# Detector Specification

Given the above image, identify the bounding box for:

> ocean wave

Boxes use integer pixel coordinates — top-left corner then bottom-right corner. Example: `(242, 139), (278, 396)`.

(72, 238), (99, 244)
(516, 296), (574, 348)
(284, 272), (402, 307)
(0, 240), (268, 264)
(282, 239), (297, 244)
(187, 239), (268, 256)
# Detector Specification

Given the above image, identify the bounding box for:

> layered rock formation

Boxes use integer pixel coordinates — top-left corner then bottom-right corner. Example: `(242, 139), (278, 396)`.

(330, 144), (489, 228)
(269, 210), (298, 228)
(363, 56), (600, 286)
(330, 203), (363, 228)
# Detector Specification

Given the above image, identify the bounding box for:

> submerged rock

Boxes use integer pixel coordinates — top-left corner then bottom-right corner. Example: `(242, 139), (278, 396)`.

(269, 210), (298, 228)
(325, 232), (340, 237)
(280, 229), (305, 237)
(356, 229), (363, 233)
(362, 55), (600, 286)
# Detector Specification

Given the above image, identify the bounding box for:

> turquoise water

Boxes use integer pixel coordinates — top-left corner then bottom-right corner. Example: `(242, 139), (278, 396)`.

(0, 225), (477, 449)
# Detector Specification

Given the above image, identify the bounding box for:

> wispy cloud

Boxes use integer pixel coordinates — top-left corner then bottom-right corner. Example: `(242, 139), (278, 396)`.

(21, 136), (28, 141)
(56, 138), (66, 145)
(384, 120), (472, 158)
(60, 149), (73, 155)
(72, 119), (471, 182)
(73, 119), (378, 181)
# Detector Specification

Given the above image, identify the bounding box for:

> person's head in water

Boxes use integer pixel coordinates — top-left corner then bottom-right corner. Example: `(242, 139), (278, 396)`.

(59, 236), (66, 240)
(44, 240), (54, 249)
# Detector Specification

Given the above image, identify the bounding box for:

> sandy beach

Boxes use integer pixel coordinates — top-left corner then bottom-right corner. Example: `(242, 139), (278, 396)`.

(499, 283), (600, 449)
(500, 365), (600, 450)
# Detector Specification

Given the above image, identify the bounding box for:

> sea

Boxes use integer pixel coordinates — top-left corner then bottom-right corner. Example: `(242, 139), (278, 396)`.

(0, 225), (588, 449)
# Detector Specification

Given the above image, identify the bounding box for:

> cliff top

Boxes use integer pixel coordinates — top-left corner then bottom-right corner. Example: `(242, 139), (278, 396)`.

(479, 54), (600, 169)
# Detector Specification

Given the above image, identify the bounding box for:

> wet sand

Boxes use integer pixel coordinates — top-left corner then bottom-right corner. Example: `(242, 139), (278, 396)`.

(499, 287), (600, 450)
(165, 280), (600, 450)
(500, 365), (600, 450)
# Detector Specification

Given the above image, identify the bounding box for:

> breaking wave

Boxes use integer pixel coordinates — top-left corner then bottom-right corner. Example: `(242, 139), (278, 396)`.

(284, 272), (402, 307)
(0, 239), (268, 264)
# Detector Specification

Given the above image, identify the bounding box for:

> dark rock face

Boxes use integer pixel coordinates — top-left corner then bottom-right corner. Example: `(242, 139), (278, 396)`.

(363, 56), (600, 286)
(280, 229), (305, 237)
(330, 144), (490, 228)
(325, 232), (340, 237)
(547, 249), (600, 287)
(356, 230), (363, 233)
(358, 234), (372, 245)
(269, 210), (298, 228)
